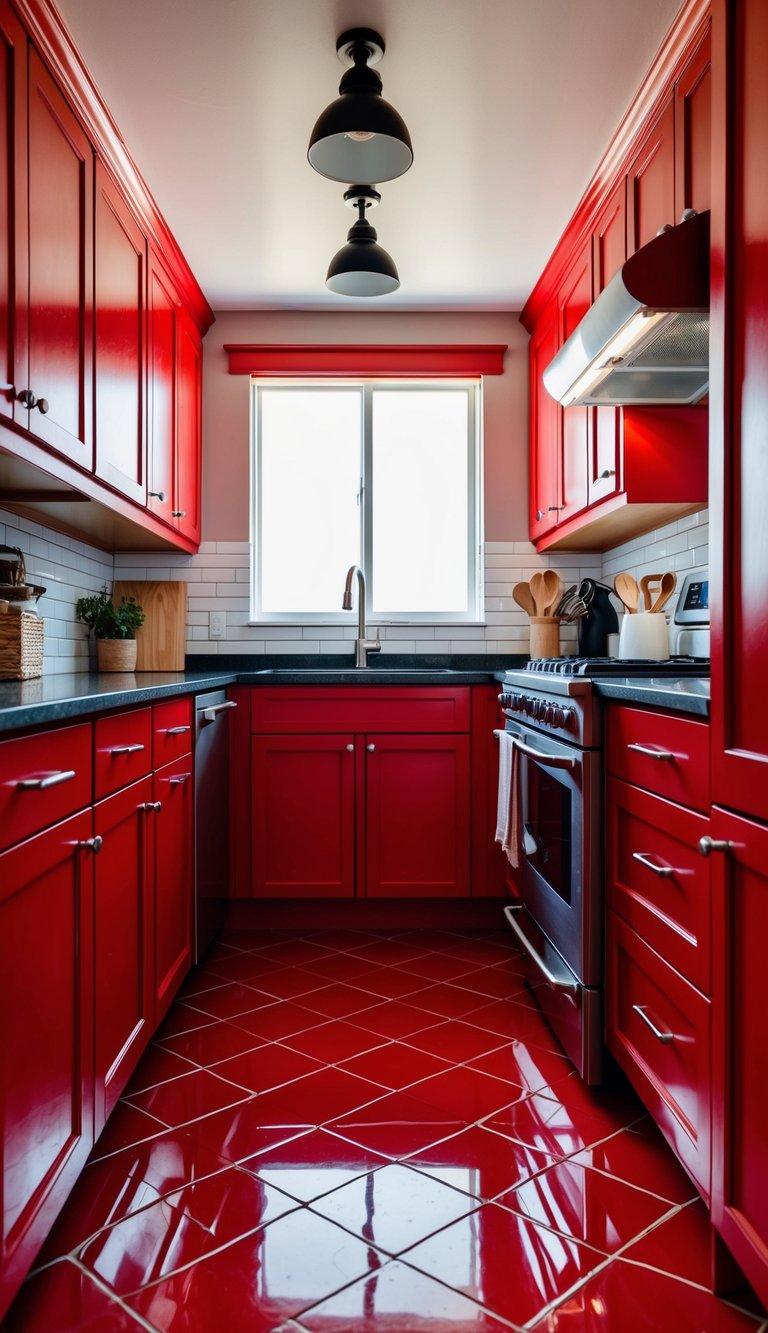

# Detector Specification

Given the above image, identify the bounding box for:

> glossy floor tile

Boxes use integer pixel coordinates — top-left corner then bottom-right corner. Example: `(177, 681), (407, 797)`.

(6, 927), (766, 1333)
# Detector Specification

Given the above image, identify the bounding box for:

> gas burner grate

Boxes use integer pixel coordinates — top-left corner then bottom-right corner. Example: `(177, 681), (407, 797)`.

(525, 656), (710, 678)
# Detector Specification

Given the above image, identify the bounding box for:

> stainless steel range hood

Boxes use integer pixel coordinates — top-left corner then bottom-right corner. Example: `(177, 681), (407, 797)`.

(543, 210), (710, 407)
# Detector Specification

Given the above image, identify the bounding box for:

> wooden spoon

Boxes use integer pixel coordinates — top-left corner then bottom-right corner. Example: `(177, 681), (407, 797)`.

(614, 572), (639, 614)
(639, 573), (663, 611)
(513, 582), (536, 617)
(650, 571), (677, 614)
(529, 570), (561, 616)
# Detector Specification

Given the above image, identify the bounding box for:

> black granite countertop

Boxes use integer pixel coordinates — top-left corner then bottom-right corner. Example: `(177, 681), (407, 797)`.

(0, 656), (510, 732)
(594, 677), (710, 717)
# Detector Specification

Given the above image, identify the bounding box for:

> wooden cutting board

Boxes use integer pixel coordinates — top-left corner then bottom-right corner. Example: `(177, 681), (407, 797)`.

(112, 581), (187, 671)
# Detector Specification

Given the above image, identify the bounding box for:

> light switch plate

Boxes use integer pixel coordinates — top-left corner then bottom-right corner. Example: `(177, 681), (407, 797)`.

(210, 611), (226, 639)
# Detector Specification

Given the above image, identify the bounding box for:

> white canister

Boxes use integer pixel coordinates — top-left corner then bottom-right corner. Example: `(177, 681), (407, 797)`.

(617, 613), (670, 660)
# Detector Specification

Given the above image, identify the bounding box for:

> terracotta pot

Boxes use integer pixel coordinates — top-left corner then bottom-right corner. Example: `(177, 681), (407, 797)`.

(97, 638), (137, 672)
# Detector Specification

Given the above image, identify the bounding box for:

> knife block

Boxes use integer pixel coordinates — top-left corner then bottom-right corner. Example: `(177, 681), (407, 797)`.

(529, 617), (561, 659)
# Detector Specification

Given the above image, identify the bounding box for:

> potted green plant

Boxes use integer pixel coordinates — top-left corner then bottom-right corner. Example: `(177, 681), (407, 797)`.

(76, 589), (145, 672)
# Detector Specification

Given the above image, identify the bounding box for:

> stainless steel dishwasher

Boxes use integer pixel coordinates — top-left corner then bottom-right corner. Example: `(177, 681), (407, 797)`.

(194, 690), (237, 960)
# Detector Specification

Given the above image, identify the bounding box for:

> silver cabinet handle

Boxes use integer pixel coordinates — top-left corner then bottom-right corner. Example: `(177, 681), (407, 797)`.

(632, 1003), (675, 1044)
(201, 701), (238, 723)
(600, 469), (616, 478)
(346, 744), (355, 752)
(510, 735), (577, 771)
(166, 725), (191, 736)
(169, 773), (191, 785)
(367, 743), (376, 752)
(80, 835), (103, 854)
(536, 509), (546, 522)
(698, 836), (734, 858)
(110, 743), (145, 755)
(149, 490), (166, 501)
(632, 851), (674, 878)
(139, 801), (162, 812)
(171, 510), (186, 518)
(627, 742), (676, 760)
(503, 905), (579, 995)
(18, 769), (76, 790)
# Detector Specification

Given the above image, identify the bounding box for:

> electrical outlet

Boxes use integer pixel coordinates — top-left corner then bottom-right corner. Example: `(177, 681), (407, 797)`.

(210, 611), (226, 639)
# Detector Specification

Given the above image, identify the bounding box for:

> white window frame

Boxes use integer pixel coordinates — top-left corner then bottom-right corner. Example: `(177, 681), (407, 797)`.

(249, 378), (484, 625)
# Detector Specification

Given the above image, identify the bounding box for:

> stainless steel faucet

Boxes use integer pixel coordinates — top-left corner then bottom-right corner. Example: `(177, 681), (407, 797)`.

(342, 565), (381, 668)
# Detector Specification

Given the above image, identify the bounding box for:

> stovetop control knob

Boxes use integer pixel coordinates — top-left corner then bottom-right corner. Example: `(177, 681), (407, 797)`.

(545, 704), (555, 725)
(552, 705), (565, 727)
(499, 692), (512, 708)
(525, 696), (535, 716)
(535, 699), (547, 720)
(562, 707), (576, 730)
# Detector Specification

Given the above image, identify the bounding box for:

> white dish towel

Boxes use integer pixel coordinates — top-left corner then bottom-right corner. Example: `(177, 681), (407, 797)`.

(494, 729), (521, 868)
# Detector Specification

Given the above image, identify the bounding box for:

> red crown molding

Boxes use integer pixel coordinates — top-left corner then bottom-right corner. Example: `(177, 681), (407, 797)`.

(520, 0), (711, 331)
(223, 344), (508, 377)
(13, 0), (215, 335)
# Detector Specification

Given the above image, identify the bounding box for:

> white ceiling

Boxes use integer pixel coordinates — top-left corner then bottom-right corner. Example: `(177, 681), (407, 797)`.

(56, 0), (681, 313)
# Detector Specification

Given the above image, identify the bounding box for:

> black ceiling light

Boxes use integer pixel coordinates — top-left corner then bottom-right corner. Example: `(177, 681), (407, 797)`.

(326, 187), (400, 297)
(308, 28), (413, 185)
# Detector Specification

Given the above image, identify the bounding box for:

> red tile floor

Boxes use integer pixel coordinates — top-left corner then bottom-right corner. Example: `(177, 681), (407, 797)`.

(4, 927), (766, 1333)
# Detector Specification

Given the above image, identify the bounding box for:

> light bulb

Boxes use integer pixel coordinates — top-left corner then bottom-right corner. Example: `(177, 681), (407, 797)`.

(346, 130), (376, 141)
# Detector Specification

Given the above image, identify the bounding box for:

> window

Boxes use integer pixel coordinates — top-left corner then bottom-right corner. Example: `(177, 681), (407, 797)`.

(250, 381), (481, 622)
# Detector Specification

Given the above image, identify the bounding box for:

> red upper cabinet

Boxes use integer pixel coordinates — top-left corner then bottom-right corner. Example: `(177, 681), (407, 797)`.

(94, 159), (147, 504)
(627, 98), (676, 253)
(148, 252), (177, 527)
(556, 242), (591, 526)
(175, 304), (202, 543)
(23, 48), (93, 468)
(0, 1), (26, 428)
(529, 309), (561, 542)
(589, 179), (626, 506)
(675, 24), (711, 220)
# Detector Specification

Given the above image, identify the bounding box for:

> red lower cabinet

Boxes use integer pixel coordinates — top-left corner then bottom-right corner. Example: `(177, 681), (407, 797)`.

(711, 806), (768, 1308)
(0, 810), (95, 1314)
(93, 776), (153, 1132)
(152, 757), (194, 1020)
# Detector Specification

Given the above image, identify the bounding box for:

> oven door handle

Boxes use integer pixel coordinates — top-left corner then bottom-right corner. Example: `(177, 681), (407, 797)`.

(503, 905), (580, 996)
(509, 736), (578, 771)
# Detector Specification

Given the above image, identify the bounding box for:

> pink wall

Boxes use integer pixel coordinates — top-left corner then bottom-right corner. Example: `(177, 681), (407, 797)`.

(201, 311), (528, 543)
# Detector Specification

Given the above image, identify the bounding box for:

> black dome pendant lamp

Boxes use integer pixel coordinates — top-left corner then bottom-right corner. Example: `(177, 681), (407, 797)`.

(308, 28), (413, 185)
(326, 187), (400, 297)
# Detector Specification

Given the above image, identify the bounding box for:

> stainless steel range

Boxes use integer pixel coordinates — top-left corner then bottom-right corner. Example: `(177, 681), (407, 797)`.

(497, 569), (710, 1084)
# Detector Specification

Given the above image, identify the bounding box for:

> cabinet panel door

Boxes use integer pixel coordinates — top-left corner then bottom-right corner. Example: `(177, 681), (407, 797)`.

(0, 810), (94, 1316)
(711, 806), (768, 1309)
(94, 160), (147, 503)
(152, 759), (193, 1020)
(628, 98), (675, 253)
(25, 49), (93, 467)
(251, 735), (357, 899)
(366, 734), (470, 898)
(675, 25), (711, 220)
(147, 253), (177, 526)
(557, 244), (591, 524)
(590, 180), (626, 505)
(93, 777), (153, 1131)
(529, 310), (561, 541)
(0, 0), (26, 427)
(175, 306), (202, 543)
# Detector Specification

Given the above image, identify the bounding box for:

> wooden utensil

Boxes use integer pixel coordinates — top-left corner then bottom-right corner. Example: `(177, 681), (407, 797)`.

(614, 572), (640, 614)
(639, 573), (663, 611)
(529, 570), (561, 616)
(513, 582), (537, 617)
(650, 571), (677, 614)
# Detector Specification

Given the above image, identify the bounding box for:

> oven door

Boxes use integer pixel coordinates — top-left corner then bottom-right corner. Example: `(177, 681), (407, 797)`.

(504, 718), (601, 987)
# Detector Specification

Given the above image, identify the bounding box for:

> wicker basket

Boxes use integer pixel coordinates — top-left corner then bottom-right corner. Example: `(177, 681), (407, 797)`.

(0, 611), (44, 679)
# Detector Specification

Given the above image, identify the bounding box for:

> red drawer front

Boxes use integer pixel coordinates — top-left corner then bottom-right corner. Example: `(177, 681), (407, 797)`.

(0, 723), (92, 852)
(606, 704), (710, 813)
(607, 778), (711, 993)
(251, 686), (470, 734)
(94, 709), (152, 799)
(153, 698), (193, 766)
(607, 911), (710, 1200)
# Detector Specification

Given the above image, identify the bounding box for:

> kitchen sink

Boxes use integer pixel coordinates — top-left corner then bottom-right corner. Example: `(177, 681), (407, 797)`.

(251, 668), (461, 676)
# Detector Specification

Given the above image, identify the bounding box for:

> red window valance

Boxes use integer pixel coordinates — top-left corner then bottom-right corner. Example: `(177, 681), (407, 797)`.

(223, 343), (507, 377)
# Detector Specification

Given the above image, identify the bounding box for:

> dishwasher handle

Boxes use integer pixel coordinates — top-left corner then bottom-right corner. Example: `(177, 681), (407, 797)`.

(200, 701), (238, 725)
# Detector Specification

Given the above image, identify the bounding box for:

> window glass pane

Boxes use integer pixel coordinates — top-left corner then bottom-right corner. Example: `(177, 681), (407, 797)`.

(258, 389), (361, 613)
(371, 389), (470, 613)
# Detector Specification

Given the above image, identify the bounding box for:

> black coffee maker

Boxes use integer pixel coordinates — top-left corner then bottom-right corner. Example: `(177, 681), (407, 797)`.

(576, 580), (619, 657)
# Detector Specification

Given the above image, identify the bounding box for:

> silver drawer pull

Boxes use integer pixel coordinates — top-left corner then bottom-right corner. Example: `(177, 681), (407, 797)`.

(632, 1003), (675, 1044)
(139, 801), (162, 813)
(698, 836), (734, 858)
(503, 905), (579, 996)
(79, 835), (103, 855)
(110, 744), (145, 755)
(169, 773), (191, 785)
(626, 742), (676, 761)
(18, 769), (76, 790)
(632, 851), (674, 878)
(201, 701), (238, 723)
(166, 726), (191, 736)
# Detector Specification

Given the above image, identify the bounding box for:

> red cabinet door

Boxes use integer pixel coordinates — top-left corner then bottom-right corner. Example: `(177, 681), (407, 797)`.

(0, 810), (95, 1317)
(24, 49), (93, 468)
(175, 305), (202, 543)
(674, 24), (711, 220)
(590, 179), (626, 505)
(627, 98), (676, 253)
(251, 734), (357, 899)
(365, 734), (470, 898)
(94, 159), (147, 503)
(93, 776), (153, 1132)
(710, 806), (768, 1308)
(529, 309), (561, 541)
(0, 0), (26, 428)
(147, 251), (177, 527)
(556, 243), (591, 524)
(152, 758), (194, 1021)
